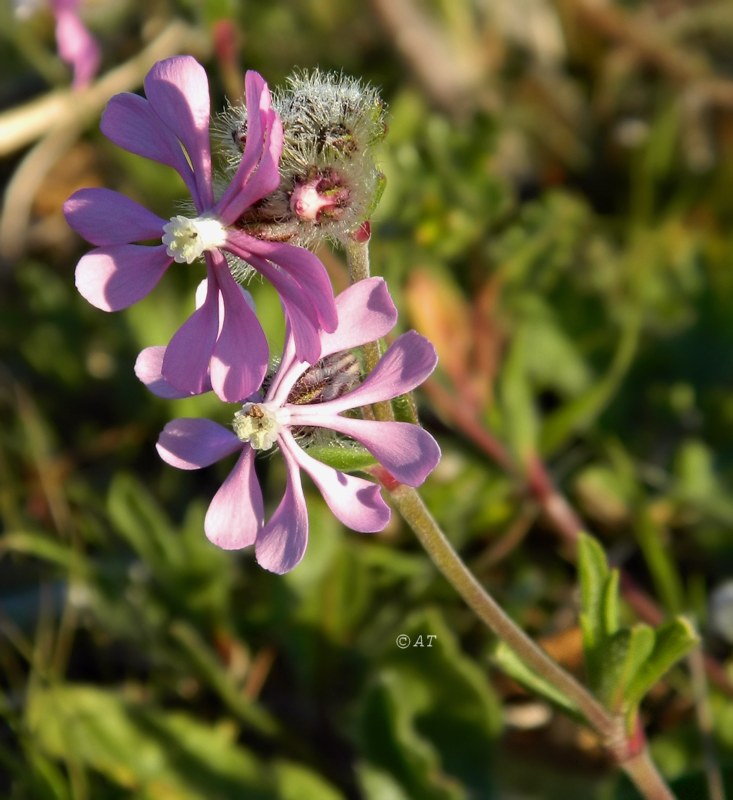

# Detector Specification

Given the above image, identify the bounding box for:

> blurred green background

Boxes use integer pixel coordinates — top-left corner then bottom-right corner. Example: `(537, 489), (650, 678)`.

(3, 0), (733, 797)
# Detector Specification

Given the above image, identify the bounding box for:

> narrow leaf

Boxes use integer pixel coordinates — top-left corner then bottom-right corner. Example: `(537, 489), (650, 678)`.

(493, 641), (581, 718)
(625, 617), (699, 709)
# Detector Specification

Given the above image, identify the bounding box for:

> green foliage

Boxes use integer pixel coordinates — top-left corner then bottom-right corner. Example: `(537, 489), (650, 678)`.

(4, 0), (733, 796)
(357, 608), (500, 800)
(27, 685), (272, 799)
(578, 534), (698, 727)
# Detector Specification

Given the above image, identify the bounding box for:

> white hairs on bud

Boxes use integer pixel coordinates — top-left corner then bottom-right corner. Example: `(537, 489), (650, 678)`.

(212, 69), (387, 250)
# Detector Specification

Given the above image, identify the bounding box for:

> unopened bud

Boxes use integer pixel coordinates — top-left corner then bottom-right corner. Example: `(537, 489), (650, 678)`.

(215, 69), (387, 247)
(288, 351), (361, 405)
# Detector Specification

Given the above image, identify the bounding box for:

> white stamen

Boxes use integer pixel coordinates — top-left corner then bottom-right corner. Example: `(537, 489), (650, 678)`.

(162, 214), (227, 264)
(233, 403), (281, 451)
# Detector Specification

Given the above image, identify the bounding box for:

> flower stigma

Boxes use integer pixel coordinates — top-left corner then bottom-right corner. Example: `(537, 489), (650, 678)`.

(162, 215), (228, 264)
(233, 403), (281, 450)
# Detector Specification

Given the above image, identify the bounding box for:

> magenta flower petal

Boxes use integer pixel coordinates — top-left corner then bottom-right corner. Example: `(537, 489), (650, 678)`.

(231, 250), (321, 365)
(215, 72), (283, 224)
(205, 449), (263, 550)
(53, 0), (100, 90)
(298, 415), (441, 487)
(319, 277), (398, 358)
(245, 236), (338, 332)
(101, 93), (198, 202)
(226, 231), (336, 364)
(156, 418), (241, 470)
(75, 244), (171, 311)
(284, 434), (390, 532)
(255, 447), (309, 574)
(135, 346), (209, 399)
(144, 56), (214, 209)
(209, 263), (268, 402)
(311, 331), (438, 414)
(265, 277), (396, 405)
(64, 188), (166, 246)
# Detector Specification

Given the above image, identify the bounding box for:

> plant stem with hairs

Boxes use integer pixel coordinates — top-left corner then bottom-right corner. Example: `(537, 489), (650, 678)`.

(346, 237), (677, 800)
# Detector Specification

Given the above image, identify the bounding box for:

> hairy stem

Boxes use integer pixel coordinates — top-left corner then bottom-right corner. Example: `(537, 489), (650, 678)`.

(344, 236), (393, 421)
(350, 234), (675, 798)
(389, 482), (676, 799)
(620, 749), (677, 800)
(389, 483), (614, 736)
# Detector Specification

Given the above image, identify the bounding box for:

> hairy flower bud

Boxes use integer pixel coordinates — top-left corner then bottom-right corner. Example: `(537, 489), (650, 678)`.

(215, 69), (387, 246)
(288, 351), (362, 406)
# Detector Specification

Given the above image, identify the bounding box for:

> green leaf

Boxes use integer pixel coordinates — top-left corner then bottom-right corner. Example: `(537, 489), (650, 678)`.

(107, 472), (178, 570)
(1, 530), (83, 572)
(601, 567), (621, 639)
(169, 621), (281, 738)
(577, 533), (614, 687)
(27, 684), (273, 800)
(499, 327), (539, 463)
(357, 608), (500, 800)
(635, 508), (685, 614)
(625, 617), (699, 710)
(539, 313), (640, 455)
(492, 641), (581, 718)
(273, 760), (345, 800)
(596, 625), (655, 713)
(357, 763), (414, 800)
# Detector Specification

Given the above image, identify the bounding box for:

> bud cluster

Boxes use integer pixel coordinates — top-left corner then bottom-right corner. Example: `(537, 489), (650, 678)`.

(216, 69), (387, 247)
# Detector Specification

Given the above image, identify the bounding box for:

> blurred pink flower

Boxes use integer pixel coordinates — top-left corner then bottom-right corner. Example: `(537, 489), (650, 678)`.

(51, 0), (100, 89)
(64, 56), (337, 401)
(140, 277), (441, 574)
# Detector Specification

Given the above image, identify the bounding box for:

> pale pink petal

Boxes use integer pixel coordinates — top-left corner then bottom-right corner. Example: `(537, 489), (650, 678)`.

(53, 2), (100, 90)
(101, 93), (198, 202)
(320, 277), (397, 357)
(75, 244), (171, 311)
(162, 263), (219, 395)
(156, 418), (241, 470)
(264, 279), (397, 406)
(215, 72), (283, 224)
(287, 413), (441, 487)
(205, 448), (263, 550)
(144, 56), (214, 209)
(64, 188), (165, 246)
(135, 346), (210, 398)
(304, 331), (438, 414)
(284, 434), (390, 532)
(255, 445), (308, 573)
(262, 322), (301, 406)
(209, 261), (268, 402)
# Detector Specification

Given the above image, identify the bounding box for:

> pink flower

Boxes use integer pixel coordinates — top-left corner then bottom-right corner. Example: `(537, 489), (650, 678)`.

(51, 0), (100, 90)
(64, 56), (337, 401)
(139, 277), (441, 574)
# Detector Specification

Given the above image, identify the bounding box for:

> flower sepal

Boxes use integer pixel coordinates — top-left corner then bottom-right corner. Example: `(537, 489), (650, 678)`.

(306, 443), (378, 473)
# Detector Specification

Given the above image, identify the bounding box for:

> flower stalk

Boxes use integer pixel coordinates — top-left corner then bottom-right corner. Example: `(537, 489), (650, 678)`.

(346, 238), (676, 800)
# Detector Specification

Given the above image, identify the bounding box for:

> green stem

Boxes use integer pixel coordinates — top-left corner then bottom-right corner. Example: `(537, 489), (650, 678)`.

(620, 749), (677, 800)
(390, 483), (676, 800)
(389, 483), (614, 737)
(347, 234), (675, 799)
(344, 236), (392, 421)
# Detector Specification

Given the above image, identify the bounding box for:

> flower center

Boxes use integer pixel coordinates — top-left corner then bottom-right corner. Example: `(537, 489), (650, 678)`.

(232, 403), (280, 451)
(161, 214), (227, 264)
